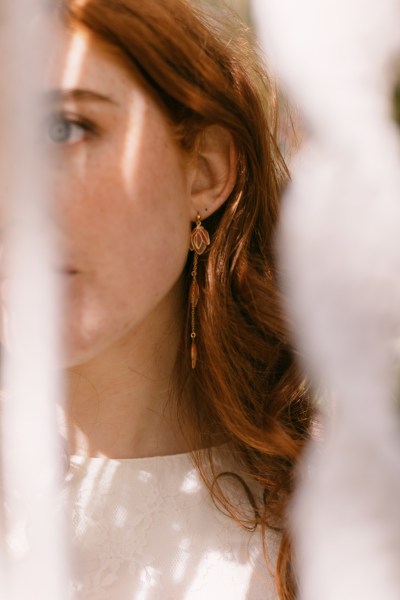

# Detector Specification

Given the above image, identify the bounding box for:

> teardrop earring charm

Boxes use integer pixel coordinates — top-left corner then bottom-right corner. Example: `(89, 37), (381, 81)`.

(189, 213), (210, 369)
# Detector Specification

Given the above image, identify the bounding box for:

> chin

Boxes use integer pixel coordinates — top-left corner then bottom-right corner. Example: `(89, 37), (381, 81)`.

(60, 323), (109, 369)
(60, 314), (136, 370)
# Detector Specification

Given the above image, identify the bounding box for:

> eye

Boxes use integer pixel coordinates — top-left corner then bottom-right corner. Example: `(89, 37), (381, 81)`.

(46, 114), (91, 145)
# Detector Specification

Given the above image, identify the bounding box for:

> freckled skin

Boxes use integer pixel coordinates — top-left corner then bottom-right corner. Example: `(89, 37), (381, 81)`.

(1, 16), (235, 457)
(28, 17), (198, 457)
(42, 20), (193, 368)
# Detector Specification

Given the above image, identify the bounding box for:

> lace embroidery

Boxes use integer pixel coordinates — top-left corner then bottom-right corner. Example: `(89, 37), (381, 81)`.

(63, 453), (279, 599)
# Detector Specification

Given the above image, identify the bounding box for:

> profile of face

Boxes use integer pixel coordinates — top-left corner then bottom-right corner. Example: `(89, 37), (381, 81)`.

(31, 15), (236, 370)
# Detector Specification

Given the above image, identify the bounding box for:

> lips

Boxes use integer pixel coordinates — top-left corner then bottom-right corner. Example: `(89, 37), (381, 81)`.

(58, 266), (79, 275)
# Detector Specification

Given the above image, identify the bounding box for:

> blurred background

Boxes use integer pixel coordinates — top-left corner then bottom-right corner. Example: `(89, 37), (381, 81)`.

(195, 0), (302, 161)
(196, 0), (400, 147)
(199, 0), (251, 22)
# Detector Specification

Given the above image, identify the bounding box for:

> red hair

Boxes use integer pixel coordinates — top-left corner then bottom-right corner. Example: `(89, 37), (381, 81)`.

(56, 1), (314, 597)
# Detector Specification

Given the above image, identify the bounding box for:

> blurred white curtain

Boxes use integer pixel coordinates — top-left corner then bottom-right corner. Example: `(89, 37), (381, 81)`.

(252, 0), (400, 599)
(0, 2), (69, 599)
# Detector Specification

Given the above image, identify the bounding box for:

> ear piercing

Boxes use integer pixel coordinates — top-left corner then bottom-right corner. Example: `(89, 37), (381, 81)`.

(189, 213), (210, 369)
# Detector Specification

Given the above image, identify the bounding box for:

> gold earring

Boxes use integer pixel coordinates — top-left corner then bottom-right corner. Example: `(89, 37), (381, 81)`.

(189, 213), (210, 369)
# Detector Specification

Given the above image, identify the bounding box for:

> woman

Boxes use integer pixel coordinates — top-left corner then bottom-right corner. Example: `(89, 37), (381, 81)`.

(37, 0), (313, 598)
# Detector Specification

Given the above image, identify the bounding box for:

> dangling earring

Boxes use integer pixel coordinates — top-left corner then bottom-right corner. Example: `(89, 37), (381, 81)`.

(189, 213), (210, 369)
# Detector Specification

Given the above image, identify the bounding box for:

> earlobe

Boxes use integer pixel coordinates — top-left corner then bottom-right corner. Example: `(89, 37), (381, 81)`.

(189, 125), (237, 220)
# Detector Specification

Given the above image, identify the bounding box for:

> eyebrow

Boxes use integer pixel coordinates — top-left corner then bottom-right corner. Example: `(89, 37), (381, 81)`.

(43, 88), (119, 106)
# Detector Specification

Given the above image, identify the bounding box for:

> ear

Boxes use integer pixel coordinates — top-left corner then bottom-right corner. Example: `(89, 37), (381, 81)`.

(189, 125), (237, 220)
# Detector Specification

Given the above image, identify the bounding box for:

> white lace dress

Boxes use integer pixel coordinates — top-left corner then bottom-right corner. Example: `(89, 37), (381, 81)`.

(65, 448), (280, 600)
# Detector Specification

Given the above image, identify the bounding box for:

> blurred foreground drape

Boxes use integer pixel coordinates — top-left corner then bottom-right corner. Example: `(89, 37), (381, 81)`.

(252, 1), (400, 599)
(0, 2), (69, 599)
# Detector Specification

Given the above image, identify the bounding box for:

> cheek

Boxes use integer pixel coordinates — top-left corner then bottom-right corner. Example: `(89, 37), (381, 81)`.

(86, 140), (190, 283)
(60, 148), (192, 365)
(89, 120), (191, 274)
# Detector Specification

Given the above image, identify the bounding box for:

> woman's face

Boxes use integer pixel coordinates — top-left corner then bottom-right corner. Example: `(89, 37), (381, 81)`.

(39, 19), (194, 367)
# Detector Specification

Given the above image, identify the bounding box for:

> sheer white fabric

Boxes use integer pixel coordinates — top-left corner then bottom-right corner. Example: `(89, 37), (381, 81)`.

(64, 448), (280, 600)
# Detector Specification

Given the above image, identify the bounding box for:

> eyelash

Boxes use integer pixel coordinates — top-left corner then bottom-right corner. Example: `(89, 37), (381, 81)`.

(45, 112), (99, 145)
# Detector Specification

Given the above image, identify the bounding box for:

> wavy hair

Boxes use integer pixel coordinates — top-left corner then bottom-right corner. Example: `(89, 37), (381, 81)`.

(55, 1), (314, 597)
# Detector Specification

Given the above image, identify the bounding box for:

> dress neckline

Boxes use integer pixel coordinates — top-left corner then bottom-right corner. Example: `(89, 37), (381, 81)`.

(69, 444), (226, 467)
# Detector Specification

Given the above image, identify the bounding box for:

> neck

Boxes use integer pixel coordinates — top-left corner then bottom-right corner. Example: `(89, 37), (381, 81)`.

(61, 291), (189, 459)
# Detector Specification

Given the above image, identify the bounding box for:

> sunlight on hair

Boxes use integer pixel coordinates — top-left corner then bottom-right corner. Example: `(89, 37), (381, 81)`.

(252, 0), (400, 598)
